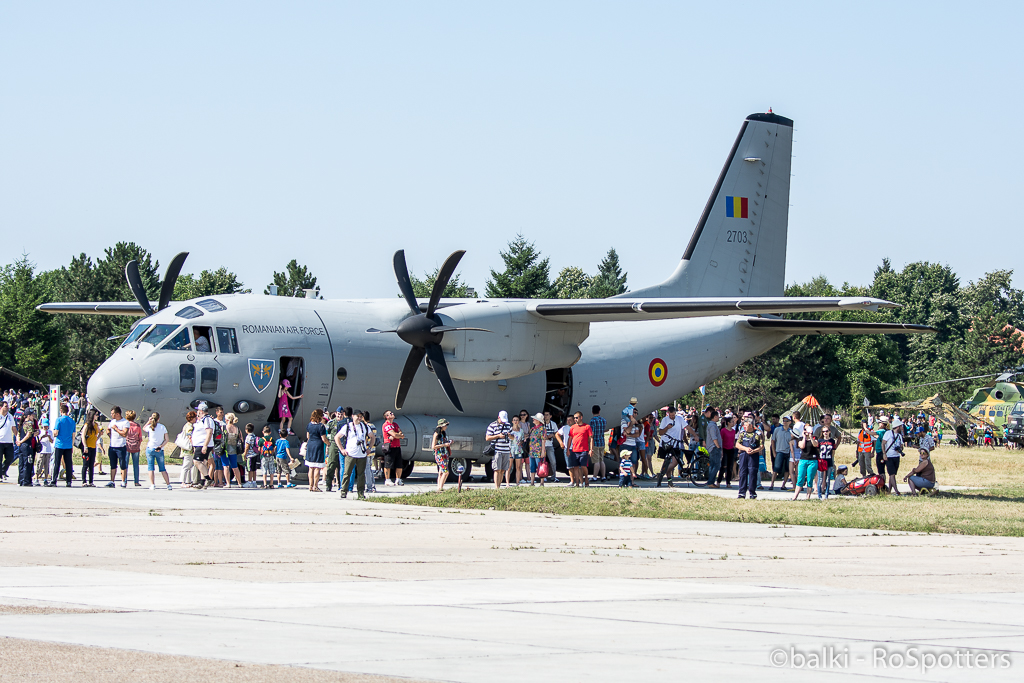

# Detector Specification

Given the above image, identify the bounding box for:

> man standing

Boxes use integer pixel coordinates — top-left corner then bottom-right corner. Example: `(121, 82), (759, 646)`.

(0, 402), (16, 481)
(543, 411), (558, 483)
(51, 404), (76, 487)
(813, 413), (841, 442)
(735, 417), (764, 499)
(106, 407), (129, 488)
(190, 402), (215, 489)
(855, 420), (875, 476)
(619, 405), (641, 487)
(656, 406), (684, 487)
(568, 411), (594, 488)
(589, 405), (607, 482)
(882, 417), (905, 495)
(698, 406), (713, 448)
(485, 411), (512, 489)
(704, 410), (723, 488)
(382, 410), (405, 486)
(337, 410), (371, 499)
(324, 408), (346, 492)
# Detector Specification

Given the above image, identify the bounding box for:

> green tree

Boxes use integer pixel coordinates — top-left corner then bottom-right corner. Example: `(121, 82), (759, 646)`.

(485, 235), (552, 298)
(552, 266), (592, 299)
(0, 256), (68, 384)
(95, 242), (161, 303)
(173, 268), (249, 300)
(42, 253), (112, 390)
(266, 260), (319, 298)
(410, 267), (473, 298)
(588, 248), (628, 298)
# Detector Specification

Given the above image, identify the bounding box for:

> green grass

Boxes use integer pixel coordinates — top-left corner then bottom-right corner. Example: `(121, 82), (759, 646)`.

(376, 485), (1024, 537)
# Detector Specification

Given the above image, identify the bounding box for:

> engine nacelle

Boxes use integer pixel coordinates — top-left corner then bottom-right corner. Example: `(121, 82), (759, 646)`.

(434, 301), (587, 381)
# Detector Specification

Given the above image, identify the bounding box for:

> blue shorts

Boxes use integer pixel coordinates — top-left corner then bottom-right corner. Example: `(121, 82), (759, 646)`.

(566, 451), (580, 468)
(573, 451), (590, 469)
(146, 447), (166, 473)
(217, 453), (237, 469)
(908, 475), (934, 489)
(109, 446), (128, 470)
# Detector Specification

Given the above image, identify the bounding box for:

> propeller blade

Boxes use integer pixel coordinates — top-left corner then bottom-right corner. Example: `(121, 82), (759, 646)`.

(424, 342), (463, 413)
(158, 251), (189, 311)
(125, 260), (155, 316)
(430, 326), (492, 334)
(366, 328), (398, 334)
(393, 250), (420, 315)
(427, 250), (466, 317)
(395, 345), (426, 410)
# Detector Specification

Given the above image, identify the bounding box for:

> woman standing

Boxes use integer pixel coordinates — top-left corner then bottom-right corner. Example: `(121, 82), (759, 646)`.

(178, 411), (197, 488)
(222, 413), (243, 488)
(35, 417), (53, 486)
(143, 412), (172, 490)
(431, 418), (451, 492)
(717, 416), (738, 488)
(124, 410), (143, 486)
(17, 414), (36, 487)
(508, 414), (527, 486)
(305, 408), (328, 492)
(79, 409), (103, 487)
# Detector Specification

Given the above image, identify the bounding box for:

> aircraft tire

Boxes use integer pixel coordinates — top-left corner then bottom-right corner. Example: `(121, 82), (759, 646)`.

(401, 459), (415, 480)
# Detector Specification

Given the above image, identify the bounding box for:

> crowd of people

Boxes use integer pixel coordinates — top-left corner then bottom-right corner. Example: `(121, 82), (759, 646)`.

(0, 386), (950, 499)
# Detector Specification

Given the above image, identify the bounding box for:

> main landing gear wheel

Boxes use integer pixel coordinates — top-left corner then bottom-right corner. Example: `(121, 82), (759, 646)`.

(401, 459), (415, 480)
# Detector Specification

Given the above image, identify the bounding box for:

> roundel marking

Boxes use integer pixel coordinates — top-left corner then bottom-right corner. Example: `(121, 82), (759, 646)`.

(648, 358), (668, 387)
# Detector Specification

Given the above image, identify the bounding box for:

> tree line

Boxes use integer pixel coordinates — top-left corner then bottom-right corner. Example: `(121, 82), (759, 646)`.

(2, 239), (1020, 413)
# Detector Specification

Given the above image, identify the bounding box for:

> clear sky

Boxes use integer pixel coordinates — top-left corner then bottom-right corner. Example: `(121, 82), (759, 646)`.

(2, 1), (1020, 299)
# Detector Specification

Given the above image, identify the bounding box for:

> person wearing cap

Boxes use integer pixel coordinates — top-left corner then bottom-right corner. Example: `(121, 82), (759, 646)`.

(430, 418), (452, 493)
(769, 415), (792, 491)
(189, 402), (216, 489)
(882, 416), (905, 494)
(528, 413), (547, 486)
(485, 411), (513, 489)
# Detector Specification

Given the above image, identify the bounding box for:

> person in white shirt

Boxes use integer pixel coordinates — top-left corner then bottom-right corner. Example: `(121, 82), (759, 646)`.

(656, 406), (685, 487)
(882, 417), (905, 495)
(107, 407), (130, 488)
(143, 412), (172, 490)
(190, 402), (215, 489)
(336, 411), (372, 499)
(36, 418), (54, 485)
(0, 402), (16, 481)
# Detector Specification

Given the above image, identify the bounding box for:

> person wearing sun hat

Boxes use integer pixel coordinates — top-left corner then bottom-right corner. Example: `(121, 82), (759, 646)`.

(882, 415), (904, 494)
(431, 418), (452, 492)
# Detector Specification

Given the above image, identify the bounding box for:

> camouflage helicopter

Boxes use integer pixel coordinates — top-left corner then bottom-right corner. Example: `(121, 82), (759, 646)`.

(885, 368), (1024, 444)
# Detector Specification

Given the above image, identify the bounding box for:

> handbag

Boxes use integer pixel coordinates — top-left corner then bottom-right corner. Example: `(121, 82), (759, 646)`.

(482, 440), (496, 457)
(174, 428), (192, 451)
(537, 459), (551, 478)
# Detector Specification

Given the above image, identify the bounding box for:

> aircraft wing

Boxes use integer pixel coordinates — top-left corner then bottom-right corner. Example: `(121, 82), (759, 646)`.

(36, 302), (149, 316)
(528, 296), (898, 322)
(742, 318), (935, 335)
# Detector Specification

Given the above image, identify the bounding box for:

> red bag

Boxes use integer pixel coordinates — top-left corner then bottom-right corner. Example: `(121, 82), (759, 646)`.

(537, 460), (551, 478)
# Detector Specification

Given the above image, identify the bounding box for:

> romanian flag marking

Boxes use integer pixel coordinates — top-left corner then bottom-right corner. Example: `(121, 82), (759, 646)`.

(726, 196), (748, 218)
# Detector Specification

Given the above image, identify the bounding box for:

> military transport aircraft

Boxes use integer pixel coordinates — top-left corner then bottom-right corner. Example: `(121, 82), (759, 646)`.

(40, 112), (933, 479)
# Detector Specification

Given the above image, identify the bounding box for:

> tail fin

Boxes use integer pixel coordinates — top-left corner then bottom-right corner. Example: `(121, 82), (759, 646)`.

(624, 112), (793, 298)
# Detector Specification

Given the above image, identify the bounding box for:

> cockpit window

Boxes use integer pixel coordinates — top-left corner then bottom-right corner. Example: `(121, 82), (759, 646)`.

(196, 299), (227, 312)
(121, 324), (151, 347)
(216, 327), (239, 354)
(175, 306), (204, 319)
(1013, 402), (1024, 415)
(139, 324), (179, 347)
(162, 327), (193, 351)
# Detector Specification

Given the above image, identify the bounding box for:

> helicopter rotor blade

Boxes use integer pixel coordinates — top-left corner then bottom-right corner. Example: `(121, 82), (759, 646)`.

(881, 373), (1001, 394)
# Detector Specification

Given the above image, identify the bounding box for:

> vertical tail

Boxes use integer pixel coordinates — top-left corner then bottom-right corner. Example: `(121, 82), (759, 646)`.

(624, 112), (793, 298)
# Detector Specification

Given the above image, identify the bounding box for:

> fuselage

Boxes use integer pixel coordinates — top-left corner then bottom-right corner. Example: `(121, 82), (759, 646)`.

(87, 293), (788, 460)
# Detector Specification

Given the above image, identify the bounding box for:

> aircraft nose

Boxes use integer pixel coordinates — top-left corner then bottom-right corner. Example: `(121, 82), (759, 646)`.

(87, 359), (141, 416)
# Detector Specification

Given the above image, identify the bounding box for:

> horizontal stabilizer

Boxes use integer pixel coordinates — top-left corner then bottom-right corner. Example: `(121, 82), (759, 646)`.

(37, 302), (149, 316)
(530, 297), (897, 323)
(744, 319), (935, 335)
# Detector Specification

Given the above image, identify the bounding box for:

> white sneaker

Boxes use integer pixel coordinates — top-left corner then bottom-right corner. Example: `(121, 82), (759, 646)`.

(149, 484), (155, 490)
(385, 480), (395, 487)
(397, 479), (405, 486)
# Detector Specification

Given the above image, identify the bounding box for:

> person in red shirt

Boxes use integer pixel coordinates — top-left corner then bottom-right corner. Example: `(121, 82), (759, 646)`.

(381, 411), (406, 486)
(568, 411), (594, 488)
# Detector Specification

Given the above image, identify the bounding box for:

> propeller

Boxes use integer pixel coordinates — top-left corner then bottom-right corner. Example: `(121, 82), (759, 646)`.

(124, 252), (189, 317)
(369, 249), (490, 413)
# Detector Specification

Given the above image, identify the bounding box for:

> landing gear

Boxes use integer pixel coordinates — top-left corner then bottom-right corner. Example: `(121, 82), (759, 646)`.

(401, 459), (415, 480)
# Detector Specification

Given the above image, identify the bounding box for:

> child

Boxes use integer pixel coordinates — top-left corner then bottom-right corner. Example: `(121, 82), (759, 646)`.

(832, 464), (849, 495)
(258, 426), (276, 489)
(274, 429), (296, 488)
(618, 450), (633, 488)
(243, 423), (259, 486)
(276, 380), (303, 436)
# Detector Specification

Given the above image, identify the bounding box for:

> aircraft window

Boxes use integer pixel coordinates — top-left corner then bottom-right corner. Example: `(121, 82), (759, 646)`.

(121, 324), (151, 347)
(140, 324), (180, 347)
(196, 299), (227, 312)
(216, 328), (239, 354)
(179, 364), (196, 393)
(1013, 402), (1024, 415)
(193, 326), (214, 353)
(163, 328), (193, 351)
(200, 368), (218, 394)
(996, 411), (1004, 417)
(175, 306), (204, 319)
(337, 367), (347, 381)
(995, 390), (1004, 399)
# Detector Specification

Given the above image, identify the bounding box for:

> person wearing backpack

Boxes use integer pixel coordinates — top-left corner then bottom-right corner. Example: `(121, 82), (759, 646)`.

(189, 403), (216, 489)
(17, 414), (37, 486)
(51, 403), (77, 488)
(258, 425), (277, 489)
(124, 410), (143, 487)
